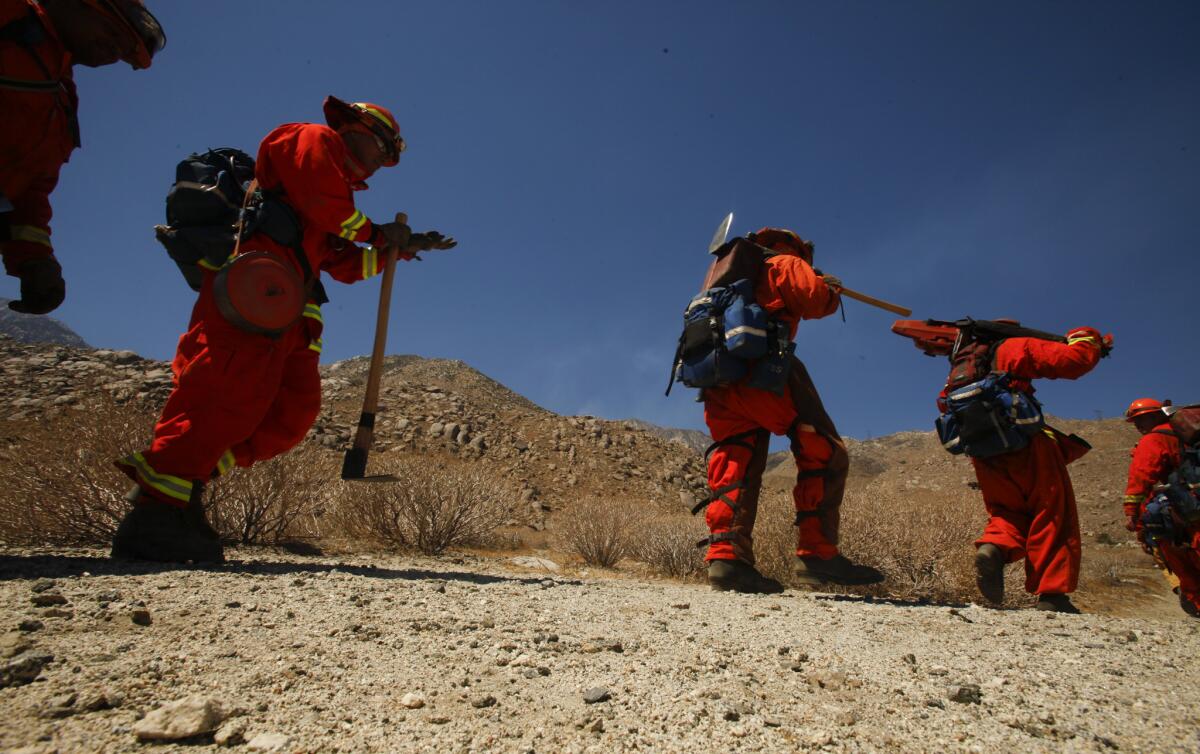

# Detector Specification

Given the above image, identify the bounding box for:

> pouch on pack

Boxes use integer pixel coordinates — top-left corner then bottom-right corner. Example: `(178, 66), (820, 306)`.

(936, 372), (1044, 458)
(673, 279), (779, 393)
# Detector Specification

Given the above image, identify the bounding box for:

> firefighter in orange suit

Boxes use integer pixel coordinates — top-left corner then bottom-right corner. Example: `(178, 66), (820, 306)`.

(1, 0), (165, 314)
(701, 228), (885, 593)
(1122, 398), (1199, 617)
(969, 328), (1108, 613)
(112, 97), (455, 563)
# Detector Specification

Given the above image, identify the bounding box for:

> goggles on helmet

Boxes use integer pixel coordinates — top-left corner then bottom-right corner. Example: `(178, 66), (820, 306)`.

(90, 0), (166, 69)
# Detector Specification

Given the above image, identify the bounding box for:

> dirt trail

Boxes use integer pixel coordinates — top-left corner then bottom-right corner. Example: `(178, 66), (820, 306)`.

(2, 547), (1198, 754)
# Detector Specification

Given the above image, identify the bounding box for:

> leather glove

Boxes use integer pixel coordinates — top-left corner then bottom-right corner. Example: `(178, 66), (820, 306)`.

(821, 274), (843, 290)
(410, 231), (457, 252)
(1125, 516), (1138, 533)
(9, 256), (65, 314)
(373, 220), (412, 251)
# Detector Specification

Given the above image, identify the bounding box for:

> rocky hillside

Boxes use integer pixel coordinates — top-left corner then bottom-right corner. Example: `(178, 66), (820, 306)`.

(0, 301), (87, 349)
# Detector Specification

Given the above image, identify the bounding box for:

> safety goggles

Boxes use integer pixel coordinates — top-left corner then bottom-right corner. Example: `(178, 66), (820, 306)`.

(91, 0), (167, 69)
(361, 119), (405, 163)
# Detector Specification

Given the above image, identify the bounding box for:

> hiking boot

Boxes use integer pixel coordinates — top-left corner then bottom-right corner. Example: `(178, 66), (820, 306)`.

(793, 554), (884, 586)
(185, 483), (220, 542)
(111, 499), (224, 564)
(707, 560), (785, 594)
(1033, 593), (1080, 614)
(974, 543), (1005, 605)
(1180, 594), (1200, 619)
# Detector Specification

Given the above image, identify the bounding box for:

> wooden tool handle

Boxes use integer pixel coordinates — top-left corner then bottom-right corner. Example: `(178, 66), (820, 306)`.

(838, 286), (912, 317)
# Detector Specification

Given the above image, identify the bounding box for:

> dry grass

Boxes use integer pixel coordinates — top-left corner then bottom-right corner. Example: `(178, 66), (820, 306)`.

(0, 397), (155, 545)
(555, 498), (639, 568)
(208, 446), (339, 545)
(332, 460), (514, 555)
(629, 513), (707, 579)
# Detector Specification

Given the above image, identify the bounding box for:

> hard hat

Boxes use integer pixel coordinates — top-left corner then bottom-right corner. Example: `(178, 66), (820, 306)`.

(323, 97), (405, 167)
(1125, 398), (1166, 422)
(83, 0), (166, 70)
(749, 227), (814, 265)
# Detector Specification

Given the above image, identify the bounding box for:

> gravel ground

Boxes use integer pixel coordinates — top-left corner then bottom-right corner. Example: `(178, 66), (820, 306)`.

(2, 547), (1198, 754)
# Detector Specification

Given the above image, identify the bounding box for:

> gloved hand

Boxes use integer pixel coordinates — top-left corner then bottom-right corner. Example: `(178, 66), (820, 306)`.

(409, 231), (457, 252)
(373, 220), (412, 251)
(821, 274), (842, 290)
(9, 256), (65, 314)
(1125, 516), (1138, 533)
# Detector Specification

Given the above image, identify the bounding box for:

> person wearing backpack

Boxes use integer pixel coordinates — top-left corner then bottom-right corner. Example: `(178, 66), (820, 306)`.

(111, 96), (454, 563)
(1123, 399), (1200, 618)
(697, 228), (884, 594)
(1, 0), (165, 314)
(950, 326), (1111, 613)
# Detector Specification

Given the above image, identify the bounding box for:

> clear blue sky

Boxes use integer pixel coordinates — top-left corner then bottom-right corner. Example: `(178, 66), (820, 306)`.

(7, 1), (1198, 439)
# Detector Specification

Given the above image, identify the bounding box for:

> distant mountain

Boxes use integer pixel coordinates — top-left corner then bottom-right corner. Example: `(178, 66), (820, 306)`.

(622, 419), (710, 454)
(0, 299), (88, 348)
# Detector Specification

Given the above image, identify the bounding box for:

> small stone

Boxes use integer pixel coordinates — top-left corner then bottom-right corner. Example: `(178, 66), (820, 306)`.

(30, 579), (56, 593)
(246, 732), (291, 751)
(18, 619), (44, 633)
(471, 694), (497, 708)
(583, 687), (611, 704)
(132, 695), (228, 740)
(670, 603), (690, 610)
(213, 719), (247, 747)
(587, 718), (605, 733)
(949, 684), (982, 705)
(30, 593), (67, 607)
(427, 715), (451, 725)
(902, 653), (916, 665)
(399, 692), (426, 709)
(1, 633), (33, 659)
(224, 601), (241, 609)
(40, 608), (72, 619)
(1, 649), (54, 688)
(130, 609), (152, 626)
(834, 708), (858, 726)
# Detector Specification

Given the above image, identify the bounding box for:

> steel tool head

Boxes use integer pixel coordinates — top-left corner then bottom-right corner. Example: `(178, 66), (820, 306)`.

(708, 212), (733, 254)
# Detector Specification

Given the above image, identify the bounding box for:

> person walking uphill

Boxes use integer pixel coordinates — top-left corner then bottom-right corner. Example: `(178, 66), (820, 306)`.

(1, 0), (165, 314)
(112, 96), (455, 563)
(674, 227), (885, 594)
(899, 319), (1112, 613)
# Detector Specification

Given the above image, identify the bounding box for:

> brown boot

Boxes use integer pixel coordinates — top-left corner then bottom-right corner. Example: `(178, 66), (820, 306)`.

(112, 492), (224, 564)
(708, 560), (784, 594)
(974, 543), (1005, 605)
(793, 554), (883, 586)
(1034, 593), (1080, 614)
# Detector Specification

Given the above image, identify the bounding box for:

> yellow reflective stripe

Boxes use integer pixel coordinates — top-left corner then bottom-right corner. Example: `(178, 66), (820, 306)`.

(214, 450), (235, 477)
(302, 303), (323, 323)
(362, 246), (379, 279)
(339, 210), (367, 240)
(308, 338), (323, 354)
(116, 453), (192, 503)
(10, 225), (51, 247)
(197, 256), (229, 271)
(358, 104), (395, 131)
(1123, 494), (1143, 503)
(1067, 334), (1098, 347)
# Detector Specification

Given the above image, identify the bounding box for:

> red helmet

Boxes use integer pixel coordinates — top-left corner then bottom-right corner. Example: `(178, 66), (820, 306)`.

(1125, 398), (1166, 422)
(750, 227), (814, 265)
(82, 0), (166, 70)
(323, 97), (405, 167)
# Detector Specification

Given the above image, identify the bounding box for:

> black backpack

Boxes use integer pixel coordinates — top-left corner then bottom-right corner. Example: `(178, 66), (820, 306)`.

(154, 148), (256, 291)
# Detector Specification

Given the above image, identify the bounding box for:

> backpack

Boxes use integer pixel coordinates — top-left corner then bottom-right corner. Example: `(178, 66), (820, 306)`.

(154, 148), (256, 291)
(1144, 405), (1200, 547)
(667, 278), (794, 396)
(154, 148), (315, 297)
(936, 372), (1045, 458)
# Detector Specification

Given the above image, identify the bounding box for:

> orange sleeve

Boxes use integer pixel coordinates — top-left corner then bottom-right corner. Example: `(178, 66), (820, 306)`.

(258, 124), (375, 244)
(757, 254), (840, 323)
(1123, 430), (1181, 515)
(992, 327), (1102, 381)
(321, 243), (393, 284)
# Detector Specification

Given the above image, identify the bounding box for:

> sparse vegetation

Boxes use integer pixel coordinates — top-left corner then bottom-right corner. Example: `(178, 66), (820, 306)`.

(208, 446), (338, 545)
(629, 513), (707, 578)
(556, 498), (636, 568)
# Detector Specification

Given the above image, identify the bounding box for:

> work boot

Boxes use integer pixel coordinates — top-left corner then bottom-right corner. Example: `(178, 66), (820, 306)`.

(974, 543), (1005, 605)
(185, 483), (221, 542)
(1180, 594), (1200, 619)
(707, 560), (785, 594)
(1033, 593), (1080, 614)
(793, 554), (884, 586)
(112, 496), (224, 564)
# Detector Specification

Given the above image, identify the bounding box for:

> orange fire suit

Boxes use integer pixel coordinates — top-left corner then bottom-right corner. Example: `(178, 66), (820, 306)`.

(701, 252), (843, 564)
(117, 123), (390, 506)
(1124, 423), (1200, 612)
(0, 0), (77, 277)
(965, 328), (1102, 596)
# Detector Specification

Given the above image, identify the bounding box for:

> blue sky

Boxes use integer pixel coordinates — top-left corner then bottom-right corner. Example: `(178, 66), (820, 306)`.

(9, 1), (1198, 439)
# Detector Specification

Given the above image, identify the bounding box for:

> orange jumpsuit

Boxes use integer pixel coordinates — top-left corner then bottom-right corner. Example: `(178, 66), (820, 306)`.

(1124, 423), (1200, 612)
(0, 0), (77, 278)
(701, 252), (842, 564)
(965, 329), (1102, 596)
(117, 123), (389, 506)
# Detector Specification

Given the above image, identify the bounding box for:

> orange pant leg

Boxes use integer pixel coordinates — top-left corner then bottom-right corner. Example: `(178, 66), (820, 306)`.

(1159, 540), (1200, 613)
(231, 345), (321, 467)
(791, 427), (839, 559)
(972, 433), (1080, 595)
(701, 428), (769, 563)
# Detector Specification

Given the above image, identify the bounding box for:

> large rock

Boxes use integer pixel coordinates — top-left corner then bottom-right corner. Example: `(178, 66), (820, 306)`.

(133, 695), (229, 741)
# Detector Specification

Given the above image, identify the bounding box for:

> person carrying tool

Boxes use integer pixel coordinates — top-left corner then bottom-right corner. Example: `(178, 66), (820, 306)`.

(896, 318), (1112, 613)
(112, 96), (454, 563)
(1, 0), (165, 314)
(687, 227), (885, 593)
(1123, 398), (1200, 617)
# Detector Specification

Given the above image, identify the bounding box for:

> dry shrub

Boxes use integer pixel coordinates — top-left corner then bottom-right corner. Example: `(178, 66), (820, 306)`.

(628, 513), (707, 579)
(556, 498), (639, 568)
(208, 445), (339, 545)
(332, 460), (513, 554)
(0, 397), (155, 545)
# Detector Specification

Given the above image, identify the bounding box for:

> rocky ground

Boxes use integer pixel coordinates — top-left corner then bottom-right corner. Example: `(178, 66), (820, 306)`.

(2, 548), (1199, 754)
